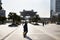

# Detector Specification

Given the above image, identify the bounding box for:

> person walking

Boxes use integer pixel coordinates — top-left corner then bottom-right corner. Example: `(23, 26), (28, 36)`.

(42, 22), (44, 26)
(23, 22), (28, 38)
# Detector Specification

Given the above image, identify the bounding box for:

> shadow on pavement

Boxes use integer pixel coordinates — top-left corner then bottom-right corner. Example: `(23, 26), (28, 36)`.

(25, 36), (32, 40)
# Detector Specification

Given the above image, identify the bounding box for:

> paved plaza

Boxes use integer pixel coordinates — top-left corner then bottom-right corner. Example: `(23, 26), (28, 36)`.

(0, 23), (60, 40)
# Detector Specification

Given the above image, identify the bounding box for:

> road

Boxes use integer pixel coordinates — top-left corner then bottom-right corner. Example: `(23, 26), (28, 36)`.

(0, 23), (60, 40)
(0, 23), (18, 40)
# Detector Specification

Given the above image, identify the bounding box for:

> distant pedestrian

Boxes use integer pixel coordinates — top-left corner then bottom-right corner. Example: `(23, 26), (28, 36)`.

(42, 22), (44, 26)
(23, 22), (28, 38)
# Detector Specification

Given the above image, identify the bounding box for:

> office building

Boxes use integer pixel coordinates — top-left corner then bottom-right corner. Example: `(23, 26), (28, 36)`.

(50, 0), (60, 17)
(0, 0), (5, 17)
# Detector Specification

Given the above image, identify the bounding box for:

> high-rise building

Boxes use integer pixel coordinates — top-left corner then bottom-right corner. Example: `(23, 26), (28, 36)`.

(50, 0), (60, 17)
(0, 0), (5, 17)
(0, 0), (2, 5)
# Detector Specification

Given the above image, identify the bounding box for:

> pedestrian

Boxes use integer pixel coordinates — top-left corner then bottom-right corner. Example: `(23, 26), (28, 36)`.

(23, 22), (28, 38)
(42, 22), (44, 26)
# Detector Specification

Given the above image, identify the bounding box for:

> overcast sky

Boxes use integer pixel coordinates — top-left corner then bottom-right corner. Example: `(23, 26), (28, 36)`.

(2, 0), (50, 18)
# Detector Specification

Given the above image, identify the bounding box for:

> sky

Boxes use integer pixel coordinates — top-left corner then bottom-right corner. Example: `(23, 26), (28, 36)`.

(2, 0), (50, 18)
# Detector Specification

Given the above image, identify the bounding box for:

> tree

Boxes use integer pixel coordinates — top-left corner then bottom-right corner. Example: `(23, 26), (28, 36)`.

(31, 15), (40, 25)
(15, 15), (21, 25)
(57, 14), (60, 22)
(0, 6), (2, 10)
(51, 16), (56, 23)
(8, 12), (17, 24)
(0, 16), (6, 24)
(8, 12), (21, 25)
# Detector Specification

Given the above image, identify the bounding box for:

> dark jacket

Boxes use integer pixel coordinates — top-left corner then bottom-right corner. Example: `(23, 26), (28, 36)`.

(23, 22), (28, 32)
(42, 22), (44, 26)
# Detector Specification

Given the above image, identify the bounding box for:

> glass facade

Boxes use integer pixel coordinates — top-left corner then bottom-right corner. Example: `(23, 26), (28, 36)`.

(0, 0), (5, 17)
(56, 0), (60, 12)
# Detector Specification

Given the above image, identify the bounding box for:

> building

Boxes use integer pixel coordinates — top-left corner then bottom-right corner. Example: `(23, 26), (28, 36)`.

(20, 10), (37, 20)
(0, 0), (5, 17)
(50, 0), (60, 17)
(0, 10), (5, 16)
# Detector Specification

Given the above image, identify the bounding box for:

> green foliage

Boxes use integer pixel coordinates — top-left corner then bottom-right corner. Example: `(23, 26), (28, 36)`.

(8, 12), (17, 20)
(0, 6), (2, 10)
(8, 12), (21, 25)
(57, 14), (60, 22)
(0, 16), (6, 23)
(31, 15), (40, 24)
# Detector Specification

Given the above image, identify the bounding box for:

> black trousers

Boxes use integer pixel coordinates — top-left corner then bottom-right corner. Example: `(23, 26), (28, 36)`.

(23, 31), (28, 37)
